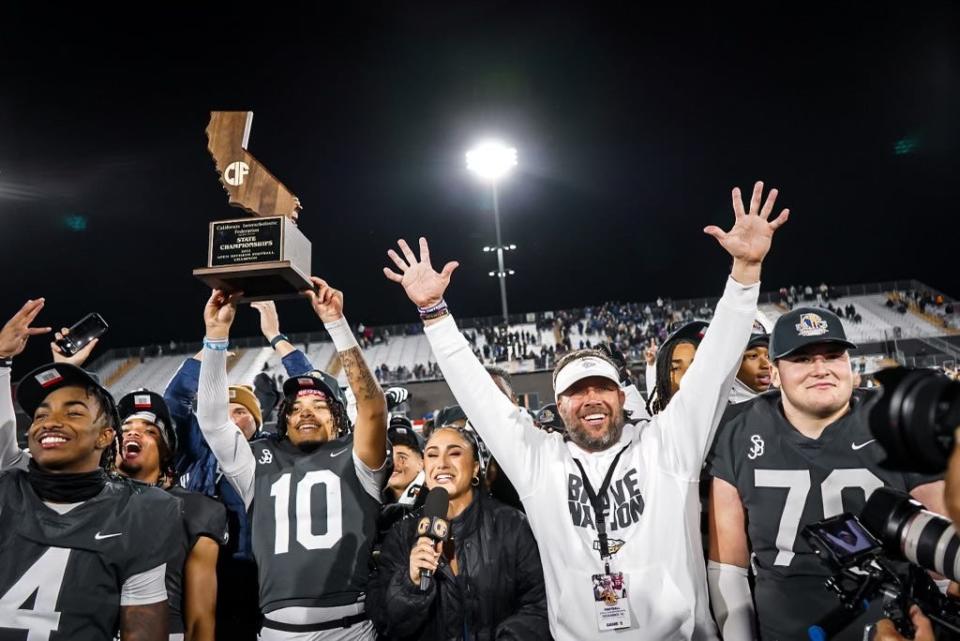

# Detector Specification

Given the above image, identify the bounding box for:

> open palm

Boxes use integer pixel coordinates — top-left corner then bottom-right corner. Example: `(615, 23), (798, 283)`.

(704, 181), (789, 264)
(383, 238), (459, 309)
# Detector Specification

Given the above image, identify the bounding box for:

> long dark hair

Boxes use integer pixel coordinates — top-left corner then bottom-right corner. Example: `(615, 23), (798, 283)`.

(648, 338), (700, 415)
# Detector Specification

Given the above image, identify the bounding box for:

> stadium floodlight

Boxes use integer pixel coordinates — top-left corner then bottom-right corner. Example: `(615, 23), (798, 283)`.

(467, 140), (518, 324)
(466, 141), (517, 182)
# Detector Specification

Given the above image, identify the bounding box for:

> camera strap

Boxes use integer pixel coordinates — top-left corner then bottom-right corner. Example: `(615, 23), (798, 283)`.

(573, 445), (630, 571)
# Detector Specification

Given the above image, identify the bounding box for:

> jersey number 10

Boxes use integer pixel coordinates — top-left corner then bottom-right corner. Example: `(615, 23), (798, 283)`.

(270, 471), (343, 554)
(755, 468), (884, 566)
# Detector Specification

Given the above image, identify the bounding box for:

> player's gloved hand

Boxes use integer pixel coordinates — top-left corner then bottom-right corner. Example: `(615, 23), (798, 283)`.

(385, 387), (410, 410)
(597, 343), (630, 386)
(874, 606), (934, 641)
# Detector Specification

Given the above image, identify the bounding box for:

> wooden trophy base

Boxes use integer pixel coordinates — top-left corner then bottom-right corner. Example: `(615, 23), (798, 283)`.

(193, 261), (314, 302)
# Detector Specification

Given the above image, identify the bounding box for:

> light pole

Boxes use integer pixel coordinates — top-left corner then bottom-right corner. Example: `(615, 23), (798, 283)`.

(466, 141), (517, 324)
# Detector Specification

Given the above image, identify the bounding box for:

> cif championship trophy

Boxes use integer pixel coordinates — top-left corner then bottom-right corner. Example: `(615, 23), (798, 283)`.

(193, 111), (312, 301)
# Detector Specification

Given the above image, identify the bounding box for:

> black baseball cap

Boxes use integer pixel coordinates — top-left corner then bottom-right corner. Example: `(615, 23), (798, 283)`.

(769, 307), (857, 360)
(16, 363), (120, 428)
(663, 319), (709, 345)
(282, 369), (348, 408)
(117, 389), (177, 453)
(434, 405), (467, 428)
(535, 403), (566, 433)
(746, 319), (771, 350)
(388, 415), (424, 455)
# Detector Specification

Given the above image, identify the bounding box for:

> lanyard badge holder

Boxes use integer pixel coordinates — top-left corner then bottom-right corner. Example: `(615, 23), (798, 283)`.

(573, 445), (633, 631)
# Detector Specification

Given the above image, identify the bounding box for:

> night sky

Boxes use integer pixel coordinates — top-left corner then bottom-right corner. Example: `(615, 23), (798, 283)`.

(3, 3), (958, 376)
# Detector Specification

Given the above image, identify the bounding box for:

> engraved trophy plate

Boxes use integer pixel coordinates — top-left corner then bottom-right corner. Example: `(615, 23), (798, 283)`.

(193, 111), (313, 302)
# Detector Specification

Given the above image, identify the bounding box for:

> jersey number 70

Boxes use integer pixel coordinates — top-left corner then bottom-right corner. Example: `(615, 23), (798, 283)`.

(755, 468), (884, 566)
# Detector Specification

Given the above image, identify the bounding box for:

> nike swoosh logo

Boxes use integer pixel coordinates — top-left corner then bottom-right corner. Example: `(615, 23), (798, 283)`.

(330, 448), (350, 458)
(95, 532), (122, 540)
(851, 440), (876, 451)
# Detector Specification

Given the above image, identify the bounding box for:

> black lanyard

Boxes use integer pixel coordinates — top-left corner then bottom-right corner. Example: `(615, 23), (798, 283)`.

(572, 445), (630, 567)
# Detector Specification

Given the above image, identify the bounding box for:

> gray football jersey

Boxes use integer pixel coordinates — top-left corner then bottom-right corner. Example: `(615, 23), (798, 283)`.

(708, 390), (940, 641)
(249, 434), (381, 613)
(0, 471), (180, 641)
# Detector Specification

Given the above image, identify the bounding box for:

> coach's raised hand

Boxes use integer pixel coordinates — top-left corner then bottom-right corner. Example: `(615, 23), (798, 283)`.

(703, 180), (789, 285)
(384, 237), (459, 311)
(203, 289), (243, 340)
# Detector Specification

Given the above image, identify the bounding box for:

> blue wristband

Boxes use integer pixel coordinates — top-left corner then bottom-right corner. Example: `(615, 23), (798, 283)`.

(203, 338), (229, 351)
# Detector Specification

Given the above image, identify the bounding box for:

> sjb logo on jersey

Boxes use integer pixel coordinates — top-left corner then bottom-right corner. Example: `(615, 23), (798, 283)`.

(258, 449), (273, 465)
(747, 435), (765, 460)
(795, 313), (829, 337)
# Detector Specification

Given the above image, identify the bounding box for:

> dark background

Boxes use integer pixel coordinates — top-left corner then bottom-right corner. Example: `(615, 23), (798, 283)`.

(2, 3), (958, 376)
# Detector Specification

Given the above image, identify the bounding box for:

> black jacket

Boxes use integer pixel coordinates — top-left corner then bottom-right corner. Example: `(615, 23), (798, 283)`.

(368, 491), (550, 641)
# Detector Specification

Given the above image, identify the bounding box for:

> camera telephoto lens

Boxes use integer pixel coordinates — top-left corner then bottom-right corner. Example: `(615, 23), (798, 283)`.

(869, 368), (960, 474)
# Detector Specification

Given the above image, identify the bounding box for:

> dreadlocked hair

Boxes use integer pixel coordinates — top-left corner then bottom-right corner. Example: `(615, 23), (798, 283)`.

(648, 338), (700, 415)
(277, 395), (352, 440)
(83, 384), (120, 471)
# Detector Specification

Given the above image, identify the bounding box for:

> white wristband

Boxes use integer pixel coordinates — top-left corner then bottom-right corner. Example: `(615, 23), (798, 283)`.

(324, 316), (359, 352)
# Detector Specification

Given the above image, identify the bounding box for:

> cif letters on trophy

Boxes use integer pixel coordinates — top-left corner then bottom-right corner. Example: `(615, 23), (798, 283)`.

(193, 111), (312, 301)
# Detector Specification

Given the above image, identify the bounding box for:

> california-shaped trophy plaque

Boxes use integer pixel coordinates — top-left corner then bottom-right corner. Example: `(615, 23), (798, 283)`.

(193, 111), (312, 301)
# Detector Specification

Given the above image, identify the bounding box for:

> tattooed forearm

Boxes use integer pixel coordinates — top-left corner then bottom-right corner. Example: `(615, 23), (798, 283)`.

(121, 602), (168, 641)
(339, 347), (385, 405)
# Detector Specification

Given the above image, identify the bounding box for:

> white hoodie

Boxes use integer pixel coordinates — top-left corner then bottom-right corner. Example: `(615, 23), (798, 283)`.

(424, 277), (759, 641)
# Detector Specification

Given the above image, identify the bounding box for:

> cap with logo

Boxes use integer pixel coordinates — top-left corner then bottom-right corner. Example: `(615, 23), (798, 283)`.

(747, 318), (771, 350)
(16, 363), (120, 429)
(388, 415), (424, 455)
(228, 384), (262, 427)
(117, 389), (177, 453)
(535, 402), (566, 433)
(553, 354), (621, 400)
(282, 369), (348, 409)
(769, 307), (857, 360)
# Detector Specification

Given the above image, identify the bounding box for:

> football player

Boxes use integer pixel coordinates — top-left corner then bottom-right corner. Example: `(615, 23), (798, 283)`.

(707, 307), (946, 641)
(0, 299), (180, 641)
(197, 279), (387, 641)
(116, 389), (228, 641)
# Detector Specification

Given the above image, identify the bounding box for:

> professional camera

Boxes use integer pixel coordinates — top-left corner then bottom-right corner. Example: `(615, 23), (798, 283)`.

(869, 367), (960, 474)
(802, 487), (960, 639)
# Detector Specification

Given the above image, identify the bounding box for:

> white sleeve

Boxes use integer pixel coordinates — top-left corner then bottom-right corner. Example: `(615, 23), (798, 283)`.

(707, 561), (757, 641)
(0, 367), (26, 471)
(197, 346), (256, 508)
(424, 315), (548, 498)
(644, 362), (656, 398)
(655, 277), (759, 478)
(622, 383), (651, 422)
(352, 449), (387, 502)
(120, 563), (168, 606)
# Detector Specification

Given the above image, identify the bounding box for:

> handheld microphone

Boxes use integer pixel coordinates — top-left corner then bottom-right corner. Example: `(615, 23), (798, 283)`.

(417, 487), (450, 592)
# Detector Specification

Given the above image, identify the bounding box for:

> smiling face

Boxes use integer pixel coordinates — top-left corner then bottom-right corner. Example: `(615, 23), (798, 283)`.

(773, 344), (854, 421)
(423, 428), (479, 504)
(557, 376), (626, 452)
(117, 418), (164, 482)
(738, 345), (772, 393)
(388, 444), (423, 496)
(28, 386), (114, 473)
(284, 393), (337, 446)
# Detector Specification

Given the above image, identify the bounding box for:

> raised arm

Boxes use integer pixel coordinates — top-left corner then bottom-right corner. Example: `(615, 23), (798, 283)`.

(657, 181), (789, 476)
(0, 299), (52, 470)
(197, 290), (256, 508)
(384, 238), (548, 497)
(250, 300), (314, 376)
(305, 278), (387, 469)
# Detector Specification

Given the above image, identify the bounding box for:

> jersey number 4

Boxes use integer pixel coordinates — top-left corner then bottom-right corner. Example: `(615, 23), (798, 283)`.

(755, 468), (884, 566)
(270, 471), (343, 554)
(0, 547), (70, 640)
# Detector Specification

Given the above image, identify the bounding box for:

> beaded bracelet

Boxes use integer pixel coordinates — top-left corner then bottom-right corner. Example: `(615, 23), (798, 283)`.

(418, 299), (449, 320)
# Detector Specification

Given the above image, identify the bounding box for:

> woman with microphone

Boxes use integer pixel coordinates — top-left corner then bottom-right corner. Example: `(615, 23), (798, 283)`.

(369, 425), (549, 640)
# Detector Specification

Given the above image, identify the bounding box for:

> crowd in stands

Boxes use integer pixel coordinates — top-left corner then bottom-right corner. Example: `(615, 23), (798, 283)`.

(9, 182), (960, 641)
